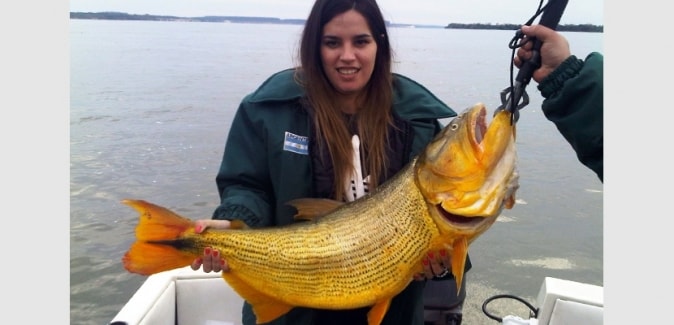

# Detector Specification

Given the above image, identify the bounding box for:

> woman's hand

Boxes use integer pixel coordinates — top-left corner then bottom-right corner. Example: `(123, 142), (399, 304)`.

(413, 249), (452, 281)
(189, 219), (232, 273)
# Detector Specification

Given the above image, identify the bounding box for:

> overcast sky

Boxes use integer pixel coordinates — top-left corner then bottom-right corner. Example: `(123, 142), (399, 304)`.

(69, 0), (603, 26)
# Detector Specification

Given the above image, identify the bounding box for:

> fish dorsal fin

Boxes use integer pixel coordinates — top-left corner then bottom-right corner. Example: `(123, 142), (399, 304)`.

(367, 299), (392, 325)
(222, 273), (293, 323)
(286, 198), (344, 221)
(229, 219), (249, 230)
(450, 237), (468, 294)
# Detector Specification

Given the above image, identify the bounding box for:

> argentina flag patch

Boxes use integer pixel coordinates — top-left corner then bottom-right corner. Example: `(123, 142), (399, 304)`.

(283, 131), (309, 155)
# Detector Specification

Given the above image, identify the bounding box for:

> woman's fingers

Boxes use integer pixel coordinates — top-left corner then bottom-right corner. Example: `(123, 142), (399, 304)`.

(194, 219), (231, 233)
(193, 247), (229, 273)
(420, 250), (452, 280)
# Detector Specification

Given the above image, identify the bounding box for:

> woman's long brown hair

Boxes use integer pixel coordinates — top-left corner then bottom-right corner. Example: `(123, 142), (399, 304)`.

(296, 0), (394, 201)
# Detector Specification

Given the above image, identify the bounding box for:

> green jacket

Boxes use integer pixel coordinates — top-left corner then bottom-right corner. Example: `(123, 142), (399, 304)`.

(538, 52), (603, 181)
(211, 68), (461, 325)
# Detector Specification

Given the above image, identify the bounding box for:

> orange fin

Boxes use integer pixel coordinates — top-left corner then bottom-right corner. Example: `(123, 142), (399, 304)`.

(286, 198), (343, 221)
(122, 199), (194, 241)
(222, 273), (293, 324)
(121, 199), (197, 275)
(122, 241), (196, 275)
(450, 237), (468, 294)
(367, 299), (392, 325)
(504, 193), (516, 209)
(229, 219), (250, 229)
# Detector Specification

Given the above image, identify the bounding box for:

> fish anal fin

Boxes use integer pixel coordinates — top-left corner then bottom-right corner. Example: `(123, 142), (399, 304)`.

(222, 274), (293, 324)
(367, 299), (392, 325)
(252, 302), (293, 324)
(450, 237), (468, 294)
(286, 198), (344, 221)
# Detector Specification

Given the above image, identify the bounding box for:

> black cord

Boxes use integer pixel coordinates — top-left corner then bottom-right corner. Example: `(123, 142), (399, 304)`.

(481, 294), (539, 322)
(507, 0), (548, 52)
(505, 0), (548, 116)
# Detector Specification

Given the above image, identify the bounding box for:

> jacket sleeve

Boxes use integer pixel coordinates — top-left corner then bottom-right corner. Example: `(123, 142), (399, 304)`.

(211, 99), (274, 227)
(538, 52), (603, 181)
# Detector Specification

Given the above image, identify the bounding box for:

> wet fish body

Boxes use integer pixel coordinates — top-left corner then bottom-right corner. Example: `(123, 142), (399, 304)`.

(122, 102), (519, 325)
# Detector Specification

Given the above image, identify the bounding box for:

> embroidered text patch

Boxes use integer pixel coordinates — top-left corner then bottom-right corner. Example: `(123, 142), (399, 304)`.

(283, 131), (309, 155)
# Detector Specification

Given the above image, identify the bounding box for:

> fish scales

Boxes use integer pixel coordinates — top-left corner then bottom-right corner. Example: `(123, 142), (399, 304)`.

(122, 103), (519, 325)
(186, 163), (437, 308)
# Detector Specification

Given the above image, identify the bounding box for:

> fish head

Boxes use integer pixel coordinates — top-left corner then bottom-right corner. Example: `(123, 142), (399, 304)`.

(415, 102), (519, 240)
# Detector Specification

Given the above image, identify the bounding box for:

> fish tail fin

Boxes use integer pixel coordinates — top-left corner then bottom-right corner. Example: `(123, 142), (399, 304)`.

(123, 241), (197, 275)
(121, 199), (198, 275)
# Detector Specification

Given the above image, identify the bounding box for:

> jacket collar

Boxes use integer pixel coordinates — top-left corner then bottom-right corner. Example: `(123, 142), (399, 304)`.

(247, 68), (456, 120)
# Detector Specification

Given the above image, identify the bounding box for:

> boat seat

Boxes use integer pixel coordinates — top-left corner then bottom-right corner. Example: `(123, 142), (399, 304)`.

(176, 276), (244, 325)
(109, 267), (244, 325)
(536, 277), (603, 325)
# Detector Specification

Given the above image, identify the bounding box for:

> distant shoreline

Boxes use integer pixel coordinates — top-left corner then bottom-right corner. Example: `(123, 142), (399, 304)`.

(70, 12), (603, 33)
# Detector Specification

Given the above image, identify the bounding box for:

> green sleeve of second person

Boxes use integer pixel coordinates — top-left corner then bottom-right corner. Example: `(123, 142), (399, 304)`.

(538, 52), (603, 181)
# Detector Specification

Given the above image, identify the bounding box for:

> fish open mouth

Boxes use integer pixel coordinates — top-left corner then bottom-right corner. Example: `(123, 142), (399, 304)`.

(474, 106), (487, 145)
(436, 204), (490, 227)
(416, 103), (515, 232)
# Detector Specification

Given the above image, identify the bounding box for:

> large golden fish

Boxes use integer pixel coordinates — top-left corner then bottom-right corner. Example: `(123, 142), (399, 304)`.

(121, 102), (519, 325)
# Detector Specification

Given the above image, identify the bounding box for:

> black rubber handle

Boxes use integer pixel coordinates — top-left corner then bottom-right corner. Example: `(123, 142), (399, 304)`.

(539, 0), (568, 30)
(499, 0), (569, 122)
(516, 0), (569, 86)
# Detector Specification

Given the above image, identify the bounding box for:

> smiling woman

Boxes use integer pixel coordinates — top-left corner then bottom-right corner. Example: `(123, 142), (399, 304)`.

(182, 0), (476, 324)
(319, 10), (378, 102)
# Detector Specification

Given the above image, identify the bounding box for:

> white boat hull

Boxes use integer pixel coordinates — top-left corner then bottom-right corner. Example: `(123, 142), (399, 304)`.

(110, 267), (603, 325)
(110, 266), (244, 325)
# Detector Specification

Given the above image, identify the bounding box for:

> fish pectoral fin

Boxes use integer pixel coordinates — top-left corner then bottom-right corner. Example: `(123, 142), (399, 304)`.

(504, 194), (516, 209)
(222, 274), (293, 324)
(450, 237), (468, 294)
(367, 299), (392, 325)
(286, 198), (344, 221)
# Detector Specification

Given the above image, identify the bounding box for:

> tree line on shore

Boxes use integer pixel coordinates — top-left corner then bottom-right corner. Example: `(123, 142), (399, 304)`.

(445, 22), (602, 33)
(70, 12), (603, 32)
